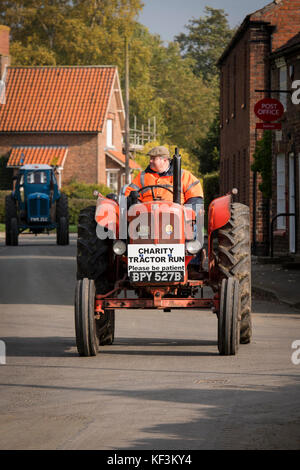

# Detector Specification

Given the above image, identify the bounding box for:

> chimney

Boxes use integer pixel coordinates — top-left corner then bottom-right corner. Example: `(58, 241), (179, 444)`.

(0, 26), (11, 78)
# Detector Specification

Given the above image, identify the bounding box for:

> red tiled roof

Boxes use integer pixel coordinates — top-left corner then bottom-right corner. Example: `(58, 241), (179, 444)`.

(7, 146), (68, 167)
(106, 149), (141, 170)
(0, 66), (117, 132)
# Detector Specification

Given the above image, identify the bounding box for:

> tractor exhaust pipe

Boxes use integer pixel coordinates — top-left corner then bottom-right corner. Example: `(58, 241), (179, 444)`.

(173, 147), (181, 204)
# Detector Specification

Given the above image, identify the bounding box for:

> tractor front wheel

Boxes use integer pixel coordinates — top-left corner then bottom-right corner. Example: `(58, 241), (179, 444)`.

(75, 278), (98, 356)
(218, 278), (240, 355)
(77, 205), (114, 345)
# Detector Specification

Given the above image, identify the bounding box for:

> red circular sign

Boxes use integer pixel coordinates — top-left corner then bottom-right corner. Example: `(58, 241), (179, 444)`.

(254, 98), (284, 122)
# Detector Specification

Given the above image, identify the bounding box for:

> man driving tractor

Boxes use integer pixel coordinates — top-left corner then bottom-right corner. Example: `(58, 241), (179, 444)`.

(125, 146), (203, 206)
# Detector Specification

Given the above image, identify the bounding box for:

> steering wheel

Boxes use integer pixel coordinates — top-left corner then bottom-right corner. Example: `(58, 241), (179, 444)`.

(137, 185), (173, 201)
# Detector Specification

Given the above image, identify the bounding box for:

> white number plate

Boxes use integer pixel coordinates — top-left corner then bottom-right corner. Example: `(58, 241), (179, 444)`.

(129, 271), (184, 282)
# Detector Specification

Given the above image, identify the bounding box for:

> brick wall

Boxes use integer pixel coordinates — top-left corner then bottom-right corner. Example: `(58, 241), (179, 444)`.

(219, 0), (300, 254)
(252, 0), (300, 51)
(97, 76), (124, 186)
(0, 133), (99, 185)
(271, 46), (300, 255)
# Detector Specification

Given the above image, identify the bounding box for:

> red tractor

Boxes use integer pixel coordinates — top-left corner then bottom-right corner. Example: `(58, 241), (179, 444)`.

(75, 150), (252, 357)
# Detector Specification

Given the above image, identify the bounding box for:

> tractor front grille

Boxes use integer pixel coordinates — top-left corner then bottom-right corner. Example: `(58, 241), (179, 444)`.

(29, 198), (38, 217)
(28, 196), (49, 220)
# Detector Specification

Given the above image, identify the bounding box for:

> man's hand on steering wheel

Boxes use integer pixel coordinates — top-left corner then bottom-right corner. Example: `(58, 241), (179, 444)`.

(137, 185), (173, 201)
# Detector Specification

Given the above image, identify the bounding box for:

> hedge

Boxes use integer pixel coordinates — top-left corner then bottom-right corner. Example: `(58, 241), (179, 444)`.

(0, 190), (10, 223)
(68, 198), (95, 225)
(61, 181), (111, 199)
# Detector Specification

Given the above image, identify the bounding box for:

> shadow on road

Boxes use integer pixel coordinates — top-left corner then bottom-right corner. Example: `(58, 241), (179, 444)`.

(2, 336), (219, 358)
(0, 379), (299, 449)
(2, 337), (78, 358)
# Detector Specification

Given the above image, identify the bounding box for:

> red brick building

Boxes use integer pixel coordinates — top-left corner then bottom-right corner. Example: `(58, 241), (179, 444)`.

(218, 0), (300, 255)
(270, 32), (300, 256)
(0, 27), (140, 193)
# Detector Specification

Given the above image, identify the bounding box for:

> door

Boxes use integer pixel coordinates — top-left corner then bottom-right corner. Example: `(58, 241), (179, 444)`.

(289, 153), (296, 253)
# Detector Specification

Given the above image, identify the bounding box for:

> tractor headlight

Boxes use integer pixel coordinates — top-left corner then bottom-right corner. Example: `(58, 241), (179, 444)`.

(186, 239), (201, 254)
(113, 240), (126, 255)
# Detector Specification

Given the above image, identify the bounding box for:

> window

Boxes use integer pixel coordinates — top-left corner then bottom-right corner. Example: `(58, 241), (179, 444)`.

(107, 170), (118, 192)
(26, 171), (47, 184)
(106, 119), (113, 147)
(279, 65), (287, 110)
(276, 154), (286, 229)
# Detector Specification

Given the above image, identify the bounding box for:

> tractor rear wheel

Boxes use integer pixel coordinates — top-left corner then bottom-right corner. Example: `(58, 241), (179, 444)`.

(5, 195), (17, 246)
(218, 278), (240, 355)
(75, 278), (98, 356)
(77, 206), (110, 285)
(77, 205), (114, 345)
(217, 203), (252, 344)
(10, 218), (19, 246)
(56, 193), (69, 245)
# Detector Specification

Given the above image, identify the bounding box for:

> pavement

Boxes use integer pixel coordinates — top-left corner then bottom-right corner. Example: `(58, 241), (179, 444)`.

(252, 256), (300, 310)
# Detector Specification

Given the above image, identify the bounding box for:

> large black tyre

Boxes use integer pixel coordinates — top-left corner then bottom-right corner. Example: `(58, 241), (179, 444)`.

(217, 203), (252, 344)
(96, 310), (115, 345)
(77, 205), (114, 345)
(218, 278), (240, 355)
(56, 193), (69, 245)
(75, 278), (98, 356)
(77, 205), (110, 285)
(5, 195), (17, 246)
(10, 217), (19, 246)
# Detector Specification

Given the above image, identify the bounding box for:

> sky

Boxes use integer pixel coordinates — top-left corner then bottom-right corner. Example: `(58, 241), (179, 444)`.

(138, 0), (271, 42)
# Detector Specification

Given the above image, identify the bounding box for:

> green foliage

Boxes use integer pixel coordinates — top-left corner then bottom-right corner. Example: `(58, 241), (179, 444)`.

(62, 181), (112, 224)
(251, 131), (272, 199)
(203, 171), (220, 228)
(61, 181), (111, 199)
(1, 0), (143, 67)
(175, 6), (234, 82)
(192, 114), (220, 176)
(68, 198), (95, 225)
(150, 42), (218, 151)
(0, 190), (11, 223)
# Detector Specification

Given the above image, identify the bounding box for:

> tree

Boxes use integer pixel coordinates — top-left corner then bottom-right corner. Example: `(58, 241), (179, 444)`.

(192, 114), (220, 176)
(150, 41), (218, 151)
(175, 6), (234, 82)
(0, 1), (219, 158)
(1, 0), (143, 66)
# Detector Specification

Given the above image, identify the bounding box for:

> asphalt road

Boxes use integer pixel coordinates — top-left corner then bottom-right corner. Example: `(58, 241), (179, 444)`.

(0, 234), (300, 450)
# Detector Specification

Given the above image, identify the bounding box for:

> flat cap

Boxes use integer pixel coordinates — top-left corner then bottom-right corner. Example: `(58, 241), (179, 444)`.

(147, 146), (170, 158)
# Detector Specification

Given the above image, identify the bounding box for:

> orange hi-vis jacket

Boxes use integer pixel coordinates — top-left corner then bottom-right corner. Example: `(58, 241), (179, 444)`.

(124, 164), (203, 204)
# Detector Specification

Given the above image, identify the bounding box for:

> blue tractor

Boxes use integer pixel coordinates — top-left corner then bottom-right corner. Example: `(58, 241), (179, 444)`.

(5, 164), (69, 246)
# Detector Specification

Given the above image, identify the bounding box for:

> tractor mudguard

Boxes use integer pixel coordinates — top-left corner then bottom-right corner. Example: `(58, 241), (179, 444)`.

(95, 196), (120, 238)
(207, 194), (231, 263)
(208, 194), (231, 236)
